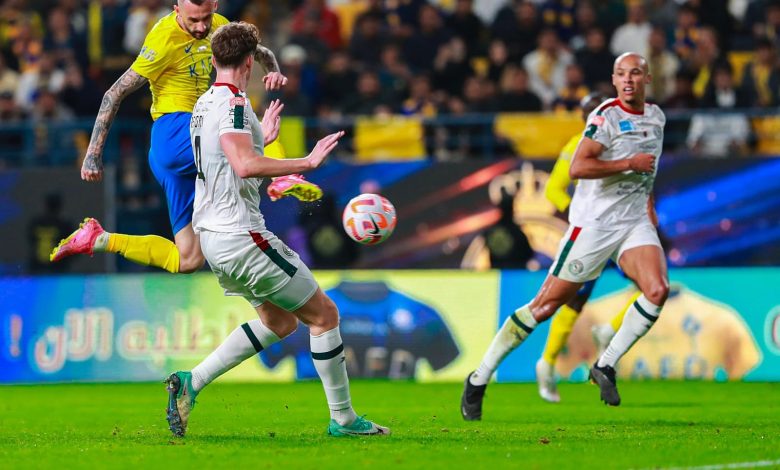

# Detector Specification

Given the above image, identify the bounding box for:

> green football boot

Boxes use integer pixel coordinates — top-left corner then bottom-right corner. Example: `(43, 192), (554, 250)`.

(164, 371), (198, 437)
(327, 416), (391, 437)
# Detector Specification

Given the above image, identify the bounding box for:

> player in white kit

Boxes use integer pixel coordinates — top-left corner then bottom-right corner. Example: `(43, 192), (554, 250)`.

(461, 52), (669, 419)
(164, 21), (389, 438)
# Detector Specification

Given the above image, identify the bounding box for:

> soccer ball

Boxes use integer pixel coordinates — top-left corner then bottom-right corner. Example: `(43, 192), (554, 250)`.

(342, 193), (397, 245)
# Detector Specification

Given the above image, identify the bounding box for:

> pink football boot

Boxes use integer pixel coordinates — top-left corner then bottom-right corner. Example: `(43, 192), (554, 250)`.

(49, 217), (105, 262)
(267, 174), (323, 202)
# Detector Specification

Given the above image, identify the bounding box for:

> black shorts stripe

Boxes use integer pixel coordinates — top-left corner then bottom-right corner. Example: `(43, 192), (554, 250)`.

(633, 301), (658, 323)
(241, 323), (264, 353)
(510, 313), (533, 334)
(311, 343), (344, 361)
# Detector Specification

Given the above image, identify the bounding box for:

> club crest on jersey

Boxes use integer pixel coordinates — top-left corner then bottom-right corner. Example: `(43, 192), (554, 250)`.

(619, 120), (636, 132)
(568, 259), (584, 275)
(591, 115), (605, 126)
(230, 97), (246, 107)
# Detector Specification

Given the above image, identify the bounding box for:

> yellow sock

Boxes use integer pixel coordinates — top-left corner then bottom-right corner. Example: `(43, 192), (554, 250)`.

(610, 291), (642, 331)
(107, 233), (180, 273)
(541, 304), (579, 365)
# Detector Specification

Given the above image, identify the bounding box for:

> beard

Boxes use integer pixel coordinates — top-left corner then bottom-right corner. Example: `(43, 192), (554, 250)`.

(189, 29), (208, 40)
(185, 21), (211, 40)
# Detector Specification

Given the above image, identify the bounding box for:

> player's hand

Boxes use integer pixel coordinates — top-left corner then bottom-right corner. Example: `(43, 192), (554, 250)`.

(307, 131), (345, 169)
(81, 150), (104, 182)
(262, 72), (288, 91)
(261, 99), (284, 146)
(628, 153), (655, 174)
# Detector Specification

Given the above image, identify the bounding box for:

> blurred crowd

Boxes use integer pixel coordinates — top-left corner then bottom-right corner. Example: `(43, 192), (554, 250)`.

(272, 0), (780, 120)
(1, 0), (780, 159)
(2, 0), (780, 118)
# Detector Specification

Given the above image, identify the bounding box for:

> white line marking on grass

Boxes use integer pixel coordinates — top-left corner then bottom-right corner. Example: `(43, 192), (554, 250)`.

(639, 459), (780, 470)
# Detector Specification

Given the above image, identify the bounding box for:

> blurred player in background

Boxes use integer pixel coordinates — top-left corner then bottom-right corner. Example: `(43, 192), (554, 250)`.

(535, 91), (643, 403)
(165, 22), (388, 438)
(50, 0), (320, 273)
(462, 53), (669, 419)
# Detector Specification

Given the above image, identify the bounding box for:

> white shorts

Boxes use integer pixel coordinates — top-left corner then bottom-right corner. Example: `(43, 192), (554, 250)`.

(199, 229), (318, 310)
(548, 222), (661, 283)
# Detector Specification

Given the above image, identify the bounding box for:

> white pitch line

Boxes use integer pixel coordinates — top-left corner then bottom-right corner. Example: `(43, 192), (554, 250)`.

(638, 459), (780, 470)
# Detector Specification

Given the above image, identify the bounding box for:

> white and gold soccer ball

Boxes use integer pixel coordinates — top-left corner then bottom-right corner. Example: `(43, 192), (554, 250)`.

(342, 193), (397, 245)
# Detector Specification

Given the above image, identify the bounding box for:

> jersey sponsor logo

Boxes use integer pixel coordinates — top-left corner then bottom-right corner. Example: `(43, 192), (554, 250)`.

(139, 46), (156, 62)
(568, 259), (584, 275)
(230, 97), (246, 107)
(188, 59), (212, 78)
(619, 120), (636, 132)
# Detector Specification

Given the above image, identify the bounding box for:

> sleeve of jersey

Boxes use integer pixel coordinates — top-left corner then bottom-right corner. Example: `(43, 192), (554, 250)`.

(130, 26), (171, 82)
(582, 110), (613, 148)
(218, 95), (253, 136)
(213, 13), (229, 29)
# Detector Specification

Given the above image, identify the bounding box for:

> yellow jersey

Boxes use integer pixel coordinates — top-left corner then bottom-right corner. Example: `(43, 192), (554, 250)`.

(131, 12), (229, 120)
(544, 133), (580, 213)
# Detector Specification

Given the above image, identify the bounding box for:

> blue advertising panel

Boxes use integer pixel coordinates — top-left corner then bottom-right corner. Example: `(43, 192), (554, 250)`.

(496, 268), (779, 382)
(1, 268), (777, 384)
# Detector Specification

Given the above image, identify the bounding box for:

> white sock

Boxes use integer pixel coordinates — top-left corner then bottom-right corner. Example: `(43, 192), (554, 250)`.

(311, 326), (357, 426)
(470, 304), (538, 386)
(598, 295), (662, 368)
(94, 232), (109, 252)
(191, 320), (281, 392)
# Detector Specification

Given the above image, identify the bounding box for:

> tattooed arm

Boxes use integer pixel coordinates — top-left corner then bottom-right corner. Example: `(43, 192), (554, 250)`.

(255, 45), (288, 91)
(81, 68), (148, 182)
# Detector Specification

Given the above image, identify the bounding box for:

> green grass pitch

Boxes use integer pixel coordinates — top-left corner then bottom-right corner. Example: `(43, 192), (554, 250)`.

(1, 381), (778, 469)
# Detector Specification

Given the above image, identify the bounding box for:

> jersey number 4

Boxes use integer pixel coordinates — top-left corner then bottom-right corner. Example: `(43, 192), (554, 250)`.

(194, 135), (205, 181)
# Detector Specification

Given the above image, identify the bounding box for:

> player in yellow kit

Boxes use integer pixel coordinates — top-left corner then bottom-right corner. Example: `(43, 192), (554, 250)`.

(50, 0), (320, 273)
(535, 92), (641, 403)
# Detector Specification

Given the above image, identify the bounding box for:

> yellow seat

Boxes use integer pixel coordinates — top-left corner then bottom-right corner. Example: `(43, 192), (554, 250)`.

(751, 116), (780, 155)
(354, 116), (425, 161)
(494, 112), (584, 158)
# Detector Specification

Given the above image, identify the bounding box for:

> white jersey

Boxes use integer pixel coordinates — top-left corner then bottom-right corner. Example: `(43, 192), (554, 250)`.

(191, 83), (266, 233)
(569, 98), (665, 229)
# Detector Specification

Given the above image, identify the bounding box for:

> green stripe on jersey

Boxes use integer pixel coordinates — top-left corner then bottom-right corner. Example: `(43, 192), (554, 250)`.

(233, 104), (244, 129)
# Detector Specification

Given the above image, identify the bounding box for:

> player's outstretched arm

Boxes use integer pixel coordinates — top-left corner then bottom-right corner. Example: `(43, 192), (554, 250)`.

(261, 99), (284, 146)
(221, 130), (344, 178)
(255, 45), (288, 91)
(82, 69), (148, 182)
(569, 137), (655, 179)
